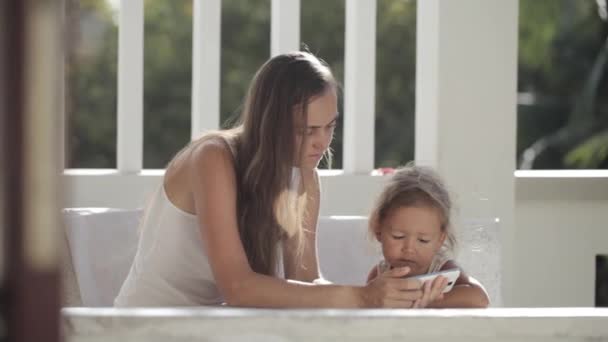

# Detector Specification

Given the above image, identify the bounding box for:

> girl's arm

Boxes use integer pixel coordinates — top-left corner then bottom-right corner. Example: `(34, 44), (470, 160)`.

(189, 142), (422, 308)
(428, 260), (490, 308)
(366, 266), (379, 284)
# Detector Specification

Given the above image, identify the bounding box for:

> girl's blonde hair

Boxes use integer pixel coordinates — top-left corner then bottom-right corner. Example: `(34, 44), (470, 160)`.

(369, 165), (457, 253)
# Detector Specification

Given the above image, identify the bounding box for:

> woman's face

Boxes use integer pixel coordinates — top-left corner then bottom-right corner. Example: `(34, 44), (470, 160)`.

(294, 88), (338, 170)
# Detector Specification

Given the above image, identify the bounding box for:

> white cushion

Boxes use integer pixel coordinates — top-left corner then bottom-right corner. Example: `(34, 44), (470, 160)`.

(63, 208), (142, 307)
(455, 217), (502, 306)
(317, 216), (381, 285)
(317, 216), (502, 306)
(62, 209), (502, 307)
(61, 225), (82, 306)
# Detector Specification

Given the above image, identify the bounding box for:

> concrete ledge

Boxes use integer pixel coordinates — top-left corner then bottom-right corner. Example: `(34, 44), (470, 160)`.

(515, 170), (608, 201)
(63, 170), (608, 212)
(63, 307), (608, 342)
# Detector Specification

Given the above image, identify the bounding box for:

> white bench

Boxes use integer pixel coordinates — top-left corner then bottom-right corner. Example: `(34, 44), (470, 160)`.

(61, 208), (502, 307)
(62, 210), (608, 342)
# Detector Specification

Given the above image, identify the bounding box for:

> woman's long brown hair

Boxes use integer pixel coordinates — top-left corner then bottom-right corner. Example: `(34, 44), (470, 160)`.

(184, 52), (337, 275)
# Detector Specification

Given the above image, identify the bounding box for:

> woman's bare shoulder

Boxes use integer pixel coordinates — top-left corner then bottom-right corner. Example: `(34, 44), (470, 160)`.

(189, 137), (234, 165)
(164, 136), (236, 213)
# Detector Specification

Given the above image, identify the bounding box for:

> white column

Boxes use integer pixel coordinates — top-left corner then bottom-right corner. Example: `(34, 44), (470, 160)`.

(271, 0), (300, 56)
(416, 0), (518, 306)
(343, 0), (376, 174)
(191, 0), (221, 139)
(117, 0), (143, 173)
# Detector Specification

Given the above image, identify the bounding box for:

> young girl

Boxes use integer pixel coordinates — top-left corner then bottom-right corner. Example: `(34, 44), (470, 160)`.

(115, 51), (424, 308)
(367, 166), (490, 308)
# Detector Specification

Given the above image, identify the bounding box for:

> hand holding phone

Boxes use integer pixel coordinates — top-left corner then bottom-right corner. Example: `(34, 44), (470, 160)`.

(407, 268), (460, 294)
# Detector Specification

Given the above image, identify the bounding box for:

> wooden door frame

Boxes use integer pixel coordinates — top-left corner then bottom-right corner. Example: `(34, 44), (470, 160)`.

(2, 1), (61, 341)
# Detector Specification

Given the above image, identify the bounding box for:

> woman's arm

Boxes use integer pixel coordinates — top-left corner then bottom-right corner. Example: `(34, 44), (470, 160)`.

(427, 260), (490, 308)
(189, 142), (422, 308)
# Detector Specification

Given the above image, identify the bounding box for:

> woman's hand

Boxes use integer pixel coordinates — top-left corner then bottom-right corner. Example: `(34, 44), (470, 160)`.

(360, 267), (423, 308)
(412, 276), (447, 308)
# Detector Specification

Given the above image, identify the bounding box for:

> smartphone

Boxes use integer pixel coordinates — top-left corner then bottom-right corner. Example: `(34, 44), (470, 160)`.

(406, 268), (460, 293)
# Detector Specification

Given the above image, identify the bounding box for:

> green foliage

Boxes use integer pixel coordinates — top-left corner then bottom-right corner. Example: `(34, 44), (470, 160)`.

(143, 0), (193, 168)
(67, 0), (117, 168)
(220, 0), (270, 130)
(518, 0), (561, 74)
(375, 0), (416, 167)
(68, 0), (607, 170)
(301, 0), (345, 168)
(517, 0), (608, 169)
(565, 129), (608, 168)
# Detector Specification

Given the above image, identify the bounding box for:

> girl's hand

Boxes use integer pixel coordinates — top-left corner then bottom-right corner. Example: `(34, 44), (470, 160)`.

(412, 275), (447, 308)
(360, 267), (423, 308)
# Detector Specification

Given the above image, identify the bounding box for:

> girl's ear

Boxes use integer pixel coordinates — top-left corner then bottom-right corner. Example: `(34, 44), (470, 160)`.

(438, 230), (447, 245)
(374, 226), (382, 241)
(369, 212), (382, 241)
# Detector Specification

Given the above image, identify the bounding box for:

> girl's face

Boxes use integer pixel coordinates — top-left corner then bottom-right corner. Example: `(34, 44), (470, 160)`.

(377, 205), (446, 276)
(294, 88), (338, 170)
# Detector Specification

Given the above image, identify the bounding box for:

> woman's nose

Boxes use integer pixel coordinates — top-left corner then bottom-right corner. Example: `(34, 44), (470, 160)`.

(312, 132), (328, 150)
(317, 130), (332, 149)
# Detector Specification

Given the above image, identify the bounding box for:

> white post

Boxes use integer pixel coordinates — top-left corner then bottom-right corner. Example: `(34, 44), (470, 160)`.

(416, 0), (518, 306)
(344, 0), (376, 174)
(191, 0), (221, 139)
(271, 0), (300, 56)
(117, 0), (143, 173)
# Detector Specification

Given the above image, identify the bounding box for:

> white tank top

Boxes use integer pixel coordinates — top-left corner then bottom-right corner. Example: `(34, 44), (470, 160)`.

(114, 170), (298, 307)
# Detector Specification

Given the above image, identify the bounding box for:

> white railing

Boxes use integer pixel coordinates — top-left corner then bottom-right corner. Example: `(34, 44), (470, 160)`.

(67, 0), (523, 301)
(344, 0), (376, 173)
(110, 0), (379, 175)
(191, 0), (221, 139)
(66, 0), (608, 194)
(62, 0), (608, 308)
(116, 0), (143, 173)
(271, 0), (300, 56)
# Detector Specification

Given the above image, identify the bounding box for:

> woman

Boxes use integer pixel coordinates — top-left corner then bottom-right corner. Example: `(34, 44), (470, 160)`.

(115, 51), (424, 308)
